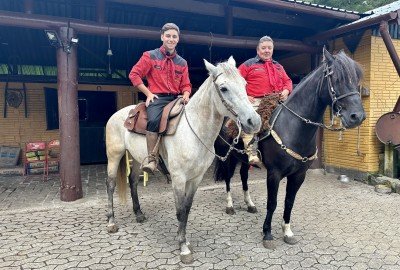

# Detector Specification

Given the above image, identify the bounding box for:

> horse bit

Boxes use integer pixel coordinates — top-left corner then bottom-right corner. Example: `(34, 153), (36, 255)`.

(184, 72), (245, 161)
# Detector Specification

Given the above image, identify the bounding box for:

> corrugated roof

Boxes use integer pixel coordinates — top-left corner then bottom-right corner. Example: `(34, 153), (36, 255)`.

(363, 0), (400, 16)
(282, 0), (360, 15)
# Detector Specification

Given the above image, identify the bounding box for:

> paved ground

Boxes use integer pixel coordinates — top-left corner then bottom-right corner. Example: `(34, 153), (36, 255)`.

(1, 164), (400, 270)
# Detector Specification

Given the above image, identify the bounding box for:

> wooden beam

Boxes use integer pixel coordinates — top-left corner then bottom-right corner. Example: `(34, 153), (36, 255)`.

(379, 20), (400, 77)
(0, 10), (319, 53)
(108, 0), (331, 31)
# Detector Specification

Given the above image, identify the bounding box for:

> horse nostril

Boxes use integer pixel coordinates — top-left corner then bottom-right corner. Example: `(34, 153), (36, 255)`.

(350, 112), (364, 122)
(247, 118), (253, 126)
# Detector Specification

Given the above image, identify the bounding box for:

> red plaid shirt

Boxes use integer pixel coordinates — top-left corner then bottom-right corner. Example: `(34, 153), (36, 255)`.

(238, 56), (292, 97)
(129, 46), (191, 95)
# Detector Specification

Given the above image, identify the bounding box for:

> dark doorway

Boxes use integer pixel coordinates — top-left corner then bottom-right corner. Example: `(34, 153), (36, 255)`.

(44, 88), (117, 164)
(78, 91), (116, 164)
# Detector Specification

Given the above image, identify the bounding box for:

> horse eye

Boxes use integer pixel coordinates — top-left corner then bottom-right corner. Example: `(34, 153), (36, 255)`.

(220, 87), (228, 92)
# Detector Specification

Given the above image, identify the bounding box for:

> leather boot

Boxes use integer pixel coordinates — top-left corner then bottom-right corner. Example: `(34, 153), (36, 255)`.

(242, 133), (262, 167)
(246, 143), (261, 167)
(142, 131), (160, 174)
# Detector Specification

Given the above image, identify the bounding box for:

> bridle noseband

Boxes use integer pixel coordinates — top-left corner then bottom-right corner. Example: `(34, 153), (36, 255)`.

(323, 59), (360, 123)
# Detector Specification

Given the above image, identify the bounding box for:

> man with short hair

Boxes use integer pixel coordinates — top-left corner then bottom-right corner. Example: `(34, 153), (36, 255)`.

(129, 23), (191, 174)
(238, 35), (292, 166)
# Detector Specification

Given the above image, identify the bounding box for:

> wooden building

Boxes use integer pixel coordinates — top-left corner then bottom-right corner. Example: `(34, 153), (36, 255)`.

(0, 0), (399, 200)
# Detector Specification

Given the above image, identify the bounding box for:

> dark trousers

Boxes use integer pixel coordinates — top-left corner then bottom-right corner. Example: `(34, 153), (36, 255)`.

(146, 94), (177, 132)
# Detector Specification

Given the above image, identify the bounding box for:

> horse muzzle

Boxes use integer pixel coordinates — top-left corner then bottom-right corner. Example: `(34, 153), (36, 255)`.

(341, 110), (366, 129)
(240, 112), (262, 134)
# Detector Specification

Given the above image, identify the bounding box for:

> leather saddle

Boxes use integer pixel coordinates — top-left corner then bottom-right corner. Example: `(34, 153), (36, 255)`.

(124, 97), (185, 135)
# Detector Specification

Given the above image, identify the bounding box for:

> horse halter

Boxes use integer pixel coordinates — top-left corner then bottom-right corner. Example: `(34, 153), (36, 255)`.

(280, 57), (361, 132)
(213, 73), (239, 118)
(322, 58), (360, 122)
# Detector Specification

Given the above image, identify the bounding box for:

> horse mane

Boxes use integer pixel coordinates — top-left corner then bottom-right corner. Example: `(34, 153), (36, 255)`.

(331, 51), (364, 85)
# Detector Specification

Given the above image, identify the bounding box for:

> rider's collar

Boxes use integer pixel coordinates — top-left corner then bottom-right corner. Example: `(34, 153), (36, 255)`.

(160, 46), (176, 58)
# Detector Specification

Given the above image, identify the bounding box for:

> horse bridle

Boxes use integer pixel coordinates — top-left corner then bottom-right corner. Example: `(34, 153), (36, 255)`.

(183, 72), (245, 161)
(212, 72), (242, 118)
(280, 58), (360, 131)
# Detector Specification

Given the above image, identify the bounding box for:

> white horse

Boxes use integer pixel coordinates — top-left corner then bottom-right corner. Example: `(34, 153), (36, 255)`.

(105, 56), (261, 264)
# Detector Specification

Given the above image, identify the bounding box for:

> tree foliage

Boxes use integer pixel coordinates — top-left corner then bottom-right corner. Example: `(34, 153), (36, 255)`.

(308, 0), (398, 12)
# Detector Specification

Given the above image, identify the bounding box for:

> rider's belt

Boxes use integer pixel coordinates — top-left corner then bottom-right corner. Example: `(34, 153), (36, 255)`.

(154, 93), (178, 97)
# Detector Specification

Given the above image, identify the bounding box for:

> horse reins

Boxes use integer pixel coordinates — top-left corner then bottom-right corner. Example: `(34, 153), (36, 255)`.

(183, 73), (245, 161)
(263, 57), (360, 162)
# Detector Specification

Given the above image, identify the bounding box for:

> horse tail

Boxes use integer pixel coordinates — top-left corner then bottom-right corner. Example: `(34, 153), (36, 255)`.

(116, 152), (128, 204)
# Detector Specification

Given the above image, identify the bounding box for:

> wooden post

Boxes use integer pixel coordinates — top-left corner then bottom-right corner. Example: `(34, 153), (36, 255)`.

(384, 144), (396, 178)
(57, 26), (83, 202)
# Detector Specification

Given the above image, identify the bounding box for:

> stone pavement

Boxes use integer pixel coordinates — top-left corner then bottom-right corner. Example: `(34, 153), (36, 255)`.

(1, 164), (400, 270)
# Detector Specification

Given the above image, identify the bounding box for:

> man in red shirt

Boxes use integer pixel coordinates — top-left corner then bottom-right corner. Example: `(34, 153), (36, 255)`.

(238, 36), (292, 166)
(129, 23), (191, 174)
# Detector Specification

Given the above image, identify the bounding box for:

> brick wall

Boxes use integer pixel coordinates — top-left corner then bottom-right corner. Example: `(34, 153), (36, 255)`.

(324, 30), (400, 173)
(0, 82), (135, 151)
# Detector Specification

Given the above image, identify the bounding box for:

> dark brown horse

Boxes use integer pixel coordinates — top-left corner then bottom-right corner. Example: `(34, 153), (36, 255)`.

(214, 49), (366, 249)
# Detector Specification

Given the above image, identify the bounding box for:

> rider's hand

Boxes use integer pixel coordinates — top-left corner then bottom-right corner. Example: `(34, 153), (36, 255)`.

(248, 96), (256, 103)
(280, 89), (289, 101)
(182, 91), (190, 104)
(145, 93), (158, 107)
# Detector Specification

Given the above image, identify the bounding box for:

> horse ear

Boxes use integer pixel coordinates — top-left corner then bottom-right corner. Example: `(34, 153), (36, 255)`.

(204, 59), (218, 77)
(323, 47), (334, 65)
(227, 56), (236, 67)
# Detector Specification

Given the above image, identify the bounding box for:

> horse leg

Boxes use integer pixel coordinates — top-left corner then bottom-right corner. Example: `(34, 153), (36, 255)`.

(225, 177), (235, 215)
(282, 172), (306, 245)
(106, 156), (123, 233)
(173, 176), (202, 264)
(128, 160), (147, 223)
(240, 163), (257, 213)
(262, 172), (281, 249)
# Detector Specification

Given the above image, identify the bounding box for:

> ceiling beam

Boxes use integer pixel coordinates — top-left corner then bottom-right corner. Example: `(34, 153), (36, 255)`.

(233, 0), (360, 21)
(0, 10), (319, 53)
(108, 0), (331, 31)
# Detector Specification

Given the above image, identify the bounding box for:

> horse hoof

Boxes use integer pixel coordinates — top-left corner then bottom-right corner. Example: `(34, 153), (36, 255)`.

(226, 207), (235, 215)
(263, 240), (276, 250)
(284, 235), (298, 245)
(247, 206), (258, 213)
(180, 253), (194, 264)
(136, 214), (147, 223)
(107, 224), (119, 233)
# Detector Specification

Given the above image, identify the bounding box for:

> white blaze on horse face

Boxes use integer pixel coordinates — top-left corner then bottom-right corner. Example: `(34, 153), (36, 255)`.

(282, 221), (294, 237)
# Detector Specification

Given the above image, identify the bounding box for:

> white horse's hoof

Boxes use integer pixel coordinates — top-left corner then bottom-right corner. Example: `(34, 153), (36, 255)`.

(107, 224), (119, 233)
(263, 240), (276, 250)
(247, 206), (258, 213)
(226, 207), (235, 215)
(284, 235), (298, 245)
(180, 253), (194, 264)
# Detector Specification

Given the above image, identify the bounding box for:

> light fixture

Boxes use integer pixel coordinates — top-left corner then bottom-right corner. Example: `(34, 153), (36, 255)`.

(45, 30), (62, 48)
(44, 29), (79, 54)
